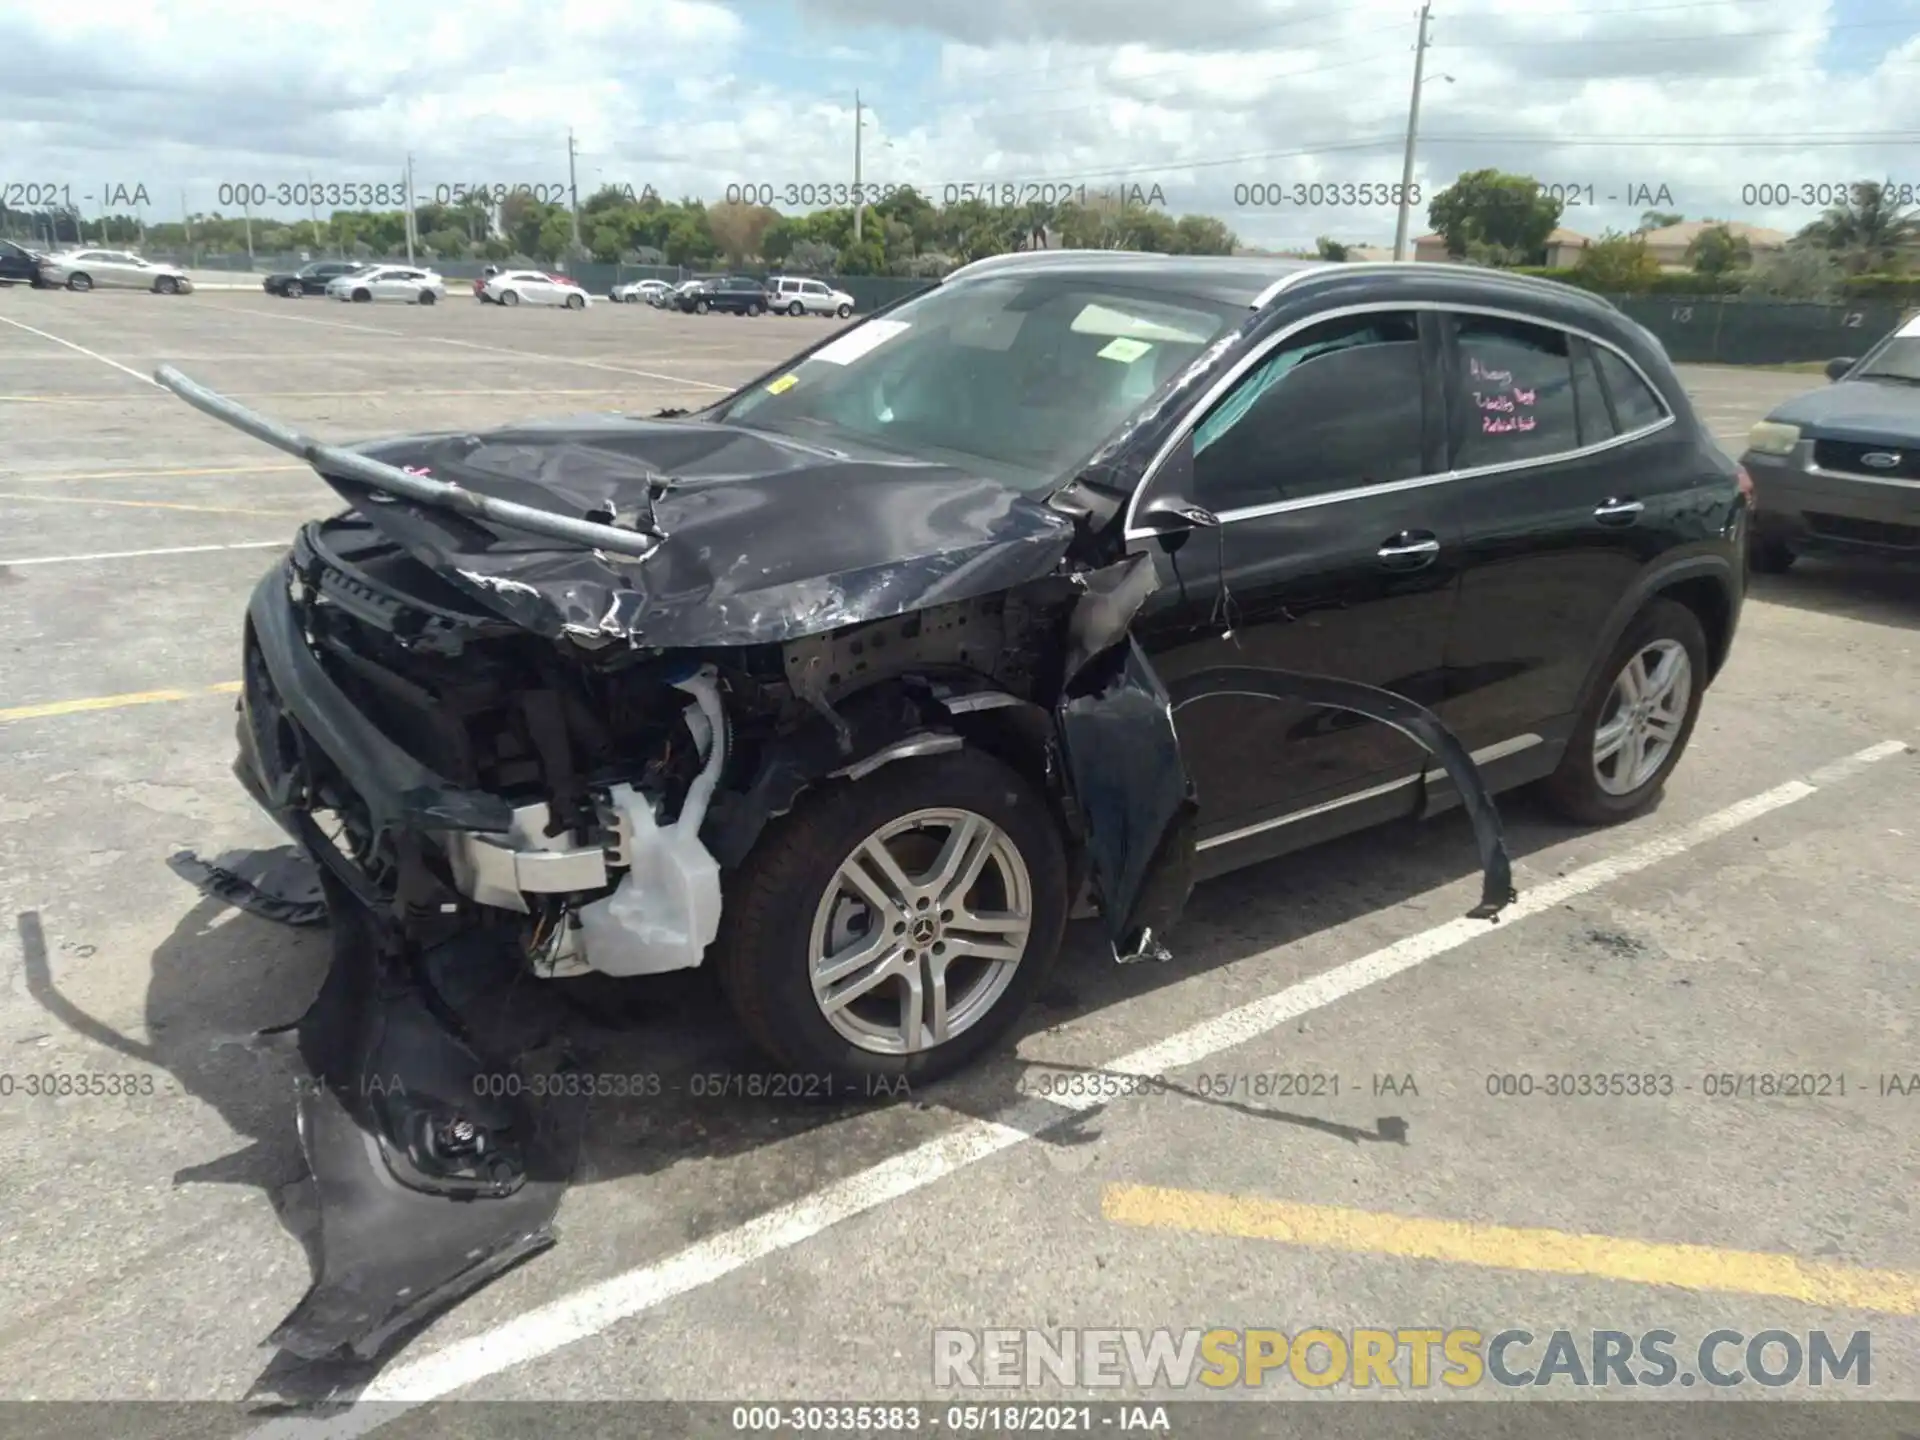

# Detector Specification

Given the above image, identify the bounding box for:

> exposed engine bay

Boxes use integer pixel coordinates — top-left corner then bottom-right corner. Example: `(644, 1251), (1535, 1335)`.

(154, 364), (1517, 1364)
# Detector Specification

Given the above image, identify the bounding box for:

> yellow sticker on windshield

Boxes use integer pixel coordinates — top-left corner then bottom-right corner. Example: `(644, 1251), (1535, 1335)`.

(766, 373), (799, 394)
(1099, 337), (1153, 363)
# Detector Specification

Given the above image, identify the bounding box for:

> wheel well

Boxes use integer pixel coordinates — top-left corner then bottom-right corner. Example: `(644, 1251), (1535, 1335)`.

(1653, 575), (1731, 677)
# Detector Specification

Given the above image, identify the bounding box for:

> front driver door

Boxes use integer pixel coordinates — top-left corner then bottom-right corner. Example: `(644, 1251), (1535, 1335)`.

(1127, 308), (1464, 862)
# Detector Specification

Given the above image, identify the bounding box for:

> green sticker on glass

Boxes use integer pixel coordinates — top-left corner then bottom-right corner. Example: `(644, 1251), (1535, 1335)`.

(1098, 337), (1154, 363)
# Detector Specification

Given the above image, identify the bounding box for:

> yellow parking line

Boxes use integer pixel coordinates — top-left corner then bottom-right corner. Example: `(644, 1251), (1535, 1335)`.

(1101, 1185), (1920, 1315)
(1, 681), (241, 724)
(0, 491), (306, 517)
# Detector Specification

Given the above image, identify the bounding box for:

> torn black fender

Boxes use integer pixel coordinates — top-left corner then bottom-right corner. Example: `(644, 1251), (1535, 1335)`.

(1167, 668), (1518, 920)
(167, 846), (328, 927)
(268, 870), (585, 1362)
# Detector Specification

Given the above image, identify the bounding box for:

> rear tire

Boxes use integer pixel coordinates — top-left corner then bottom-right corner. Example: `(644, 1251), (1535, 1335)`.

(747, 301), (764, 316)
(788, 301), (805, 316)
(1539, 598), (1708, 825)
(501, 290), (520, 306)
(67, 273), (93, 292)
(1748, 534), (1796, 574)
(694, 298), (710, 314)
(716, 749), (1069, 1084)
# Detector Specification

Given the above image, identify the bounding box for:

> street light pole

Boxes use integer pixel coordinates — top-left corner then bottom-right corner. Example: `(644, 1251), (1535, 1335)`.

(405, 152), (417, 263)
(852, 90), (863, 243)
(568, 129), (583, 258)
(1392, 1), (1433, 262)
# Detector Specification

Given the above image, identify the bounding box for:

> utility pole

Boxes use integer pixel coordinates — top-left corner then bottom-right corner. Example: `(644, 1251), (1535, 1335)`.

(852, 91), (863, 243)
(182, 191), (193, 259)
(1391, 1), (1433, 263)
(242, 187), (255, 263)
(405, 153), (418, 263)
(567, 129), (582, 260)
(307, 169), (321, 255)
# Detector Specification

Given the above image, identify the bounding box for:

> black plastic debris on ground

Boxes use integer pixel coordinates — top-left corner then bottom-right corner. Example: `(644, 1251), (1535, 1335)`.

(167, 846), (329, 927)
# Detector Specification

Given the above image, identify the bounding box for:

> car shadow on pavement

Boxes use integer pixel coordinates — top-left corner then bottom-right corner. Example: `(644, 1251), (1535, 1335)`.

(18, 784), (1612, 1406)
(1745, 556), (1920, 632)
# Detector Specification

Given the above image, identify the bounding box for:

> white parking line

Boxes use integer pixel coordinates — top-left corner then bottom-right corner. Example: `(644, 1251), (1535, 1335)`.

(0, 315), (161, 389)
(0, 540), (287, 567)
(248, 737), (1909, 1436)
(204, 303), (735, 391)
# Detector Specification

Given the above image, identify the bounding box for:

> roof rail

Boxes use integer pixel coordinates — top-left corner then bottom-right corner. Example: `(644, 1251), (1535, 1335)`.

(941, 248), (1206, 284)
(1286, 259), (1620, 309)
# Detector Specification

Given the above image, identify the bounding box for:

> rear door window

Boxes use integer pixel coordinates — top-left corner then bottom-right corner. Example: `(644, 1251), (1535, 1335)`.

(1446, 313), (1581, 468)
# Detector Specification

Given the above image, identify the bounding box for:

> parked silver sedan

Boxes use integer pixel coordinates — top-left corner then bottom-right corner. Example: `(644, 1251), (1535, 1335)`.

(39, 249), (194, 294)
(325, 265), (447, 304)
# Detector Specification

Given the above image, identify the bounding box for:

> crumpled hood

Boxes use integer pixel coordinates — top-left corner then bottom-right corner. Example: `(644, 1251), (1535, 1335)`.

(1767, 379), (1920, 443)
(334, 416), (1078, 648)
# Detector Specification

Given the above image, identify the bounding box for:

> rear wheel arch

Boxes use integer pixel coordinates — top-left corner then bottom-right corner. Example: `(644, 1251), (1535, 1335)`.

(1654, 573), (1733, 678)
(1577, 556), (1738, 716)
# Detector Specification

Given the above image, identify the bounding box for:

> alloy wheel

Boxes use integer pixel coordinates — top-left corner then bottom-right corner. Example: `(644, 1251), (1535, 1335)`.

(806, 807), (1033, 1055)
(1592, 639), (1692, 795)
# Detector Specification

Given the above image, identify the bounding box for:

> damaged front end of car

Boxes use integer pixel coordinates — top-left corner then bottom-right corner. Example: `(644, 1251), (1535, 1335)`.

(155, 363), (1515, 1363)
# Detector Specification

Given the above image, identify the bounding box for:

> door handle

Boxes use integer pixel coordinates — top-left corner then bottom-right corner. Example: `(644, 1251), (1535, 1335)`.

(1594, 498), (1645, 524)
(1377, 533), (1441, 569)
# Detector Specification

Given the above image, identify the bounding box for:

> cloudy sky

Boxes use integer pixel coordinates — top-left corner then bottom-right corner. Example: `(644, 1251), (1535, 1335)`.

(4, 0), (1919, 249)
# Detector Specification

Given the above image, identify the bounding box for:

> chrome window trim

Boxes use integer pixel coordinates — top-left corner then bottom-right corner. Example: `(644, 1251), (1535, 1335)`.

(1121, 300), (1677, 542)
(1195, 733), (1543, 852)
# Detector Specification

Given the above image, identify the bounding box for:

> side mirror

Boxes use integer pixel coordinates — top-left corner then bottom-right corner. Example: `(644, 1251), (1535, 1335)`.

(1826, 357), (1857, 383)
(1136, 494), (1221, 532)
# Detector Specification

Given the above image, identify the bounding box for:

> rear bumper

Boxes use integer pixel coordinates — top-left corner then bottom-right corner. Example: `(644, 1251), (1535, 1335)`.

(1744, 447), (1920, 561)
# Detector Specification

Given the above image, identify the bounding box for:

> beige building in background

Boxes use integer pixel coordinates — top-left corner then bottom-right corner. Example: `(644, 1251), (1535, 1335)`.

(1634, 220), (1789, 270)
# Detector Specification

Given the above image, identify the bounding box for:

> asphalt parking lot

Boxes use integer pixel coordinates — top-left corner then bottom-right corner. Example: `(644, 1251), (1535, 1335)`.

(1, 287), (1917, 1427)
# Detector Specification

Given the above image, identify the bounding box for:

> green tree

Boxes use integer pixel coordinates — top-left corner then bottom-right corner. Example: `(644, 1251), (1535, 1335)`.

(1573, 231), (1661, 292)
(1428, 170), (1562, 264)
(1686, 223), (1751, 276)
(1315, 236), (1349, 261)
(1740, 243), (1844, 301)
(1797, 182), (1918, 275)
(1638, 210), (1683, 232)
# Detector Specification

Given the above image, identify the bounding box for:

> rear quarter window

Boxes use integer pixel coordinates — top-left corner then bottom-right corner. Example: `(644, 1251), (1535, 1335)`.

(1593, 347), (1670, 432)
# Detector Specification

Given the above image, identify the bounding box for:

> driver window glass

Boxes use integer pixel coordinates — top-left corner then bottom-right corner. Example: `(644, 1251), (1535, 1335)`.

(1191, 311), (1425, 511)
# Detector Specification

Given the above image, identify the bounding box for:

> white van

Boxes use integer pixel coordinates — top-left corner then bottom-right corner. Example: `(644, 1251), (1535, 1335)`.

(767, 275), (855, 318)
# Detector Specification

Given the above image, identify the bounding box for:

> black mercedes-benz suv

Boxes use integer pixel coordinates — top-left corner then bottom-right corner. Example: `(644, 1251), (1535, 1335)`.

(159, 252), (1747, 1359)
(674, 275), (771, 314)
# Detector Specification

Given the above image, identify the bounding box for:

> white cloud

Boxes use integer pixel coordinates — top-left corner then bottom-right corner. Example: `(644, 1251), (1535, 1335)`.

(3, 0), (1917, 249)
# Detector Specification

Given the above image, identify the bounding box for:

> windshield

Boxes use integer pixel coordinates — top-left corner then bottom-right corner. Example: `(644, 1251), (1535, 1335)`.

(1853, 336), (1920, 384)
(711, 273), (1240, 490)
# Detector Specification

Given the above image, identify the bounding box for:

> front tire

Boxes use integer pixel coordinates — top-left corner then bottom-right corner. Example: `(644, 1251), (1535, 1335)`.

(155, 276), (178, 295)
(746, 300), (764, 316)
(418, 289), (436, 305)
(67, 273), (93, 292)
(716, 749), (1069, 1084)
(694, 298), (710, 314)
(836, 302), (853, 318)
(1539, 598), (1708, 825)
(352, 288), (372, 303)
(788, 301), (805, 316)
(566, 292), (585, 310)
(501, 290), (520, 306)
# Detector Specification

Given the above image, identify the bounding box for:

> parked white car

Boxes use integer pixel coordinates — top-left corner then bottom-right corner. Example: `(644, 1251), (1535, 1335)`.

(39, 249), (194, 294)
(326, 266), (447, 305)
(767, 275), (854, 317)
(482, 270), (592, 308)
(609, 278), (671, 305)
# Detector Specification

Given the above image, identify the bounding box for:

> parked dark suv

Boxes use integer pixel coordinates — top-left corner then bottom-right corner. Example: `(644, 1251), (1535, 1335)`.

(1741, 312), (1920, 570)
(676, 275), (770, 315)
(0, 238), (49, 287)
(264, 260), (364, 297)
(158, 252), (1746, 1358)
